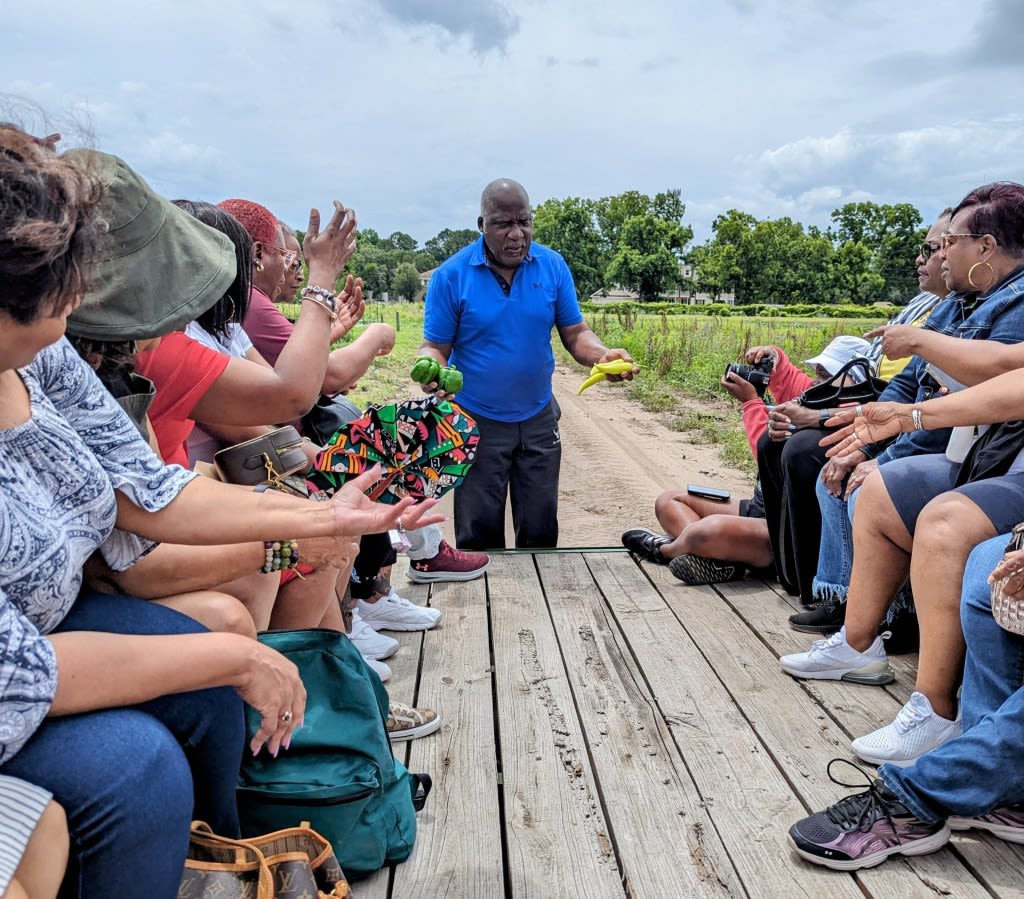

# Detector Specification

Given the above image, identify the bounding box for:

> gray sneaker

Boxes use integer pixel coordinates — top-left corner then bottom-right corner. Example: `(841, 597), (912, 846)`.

(780, 626), (895, 685)
(949, 804), (1024, 843)
(789, 760), (950, 870)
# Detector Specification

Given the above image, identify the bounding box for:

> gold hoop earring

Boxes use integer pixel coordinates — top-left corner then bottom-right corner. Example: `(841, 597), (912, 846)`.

(255, 260), (264, 273)
(968, 261), (995, 291)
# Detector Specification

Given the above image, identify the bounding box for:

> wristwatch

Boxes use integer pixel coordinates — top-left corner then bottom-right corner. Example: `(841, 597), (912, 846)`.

(819, 409), (832, 427)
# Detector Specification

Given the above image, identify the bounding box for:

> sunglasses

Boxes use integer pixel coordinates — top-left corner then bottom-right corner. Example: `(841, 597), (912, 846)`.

(940, 232), (986, 250)
(918, 242), (941, 261)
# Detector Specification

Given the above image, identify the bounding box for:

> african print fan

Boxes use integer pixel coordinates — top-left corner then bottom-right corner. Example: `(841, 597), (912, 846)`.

(308, 397), (479, 504)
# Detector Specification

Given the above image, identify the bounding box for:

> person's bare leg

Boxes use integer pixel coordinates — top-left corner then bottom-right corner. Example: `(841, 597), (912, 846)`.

(9, 799), (68, 899)
(655, 490), (742, 558)
(677, 516), (773, 568)
(910, 494), (995, 721)
(843, 472), (914, 652)
(269, 565), (341, 630)
(211, 571), (279, 631)
(151, 590), (258, 639)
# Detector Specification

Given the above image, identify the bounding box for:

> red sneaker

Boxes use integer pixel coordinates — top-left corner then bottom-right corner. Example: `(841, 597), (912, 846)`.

(408, 540), (489, 584)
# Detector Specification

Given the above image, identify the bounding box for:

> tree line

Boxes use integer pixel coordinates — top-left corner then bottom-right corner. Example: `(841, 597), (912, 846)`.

(301, 190), (928, 306)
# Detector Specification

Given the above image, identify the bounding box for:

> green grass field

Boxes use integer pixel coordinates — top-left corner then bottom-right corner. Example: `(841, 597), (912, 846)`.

(285, 301), (889, 476)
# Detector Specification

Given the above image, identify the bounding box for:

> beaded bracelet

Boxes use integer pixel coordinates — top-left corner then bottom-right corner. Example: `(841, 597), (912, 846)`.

(262, 540), (300, 574)
(300, 284), (338, 321)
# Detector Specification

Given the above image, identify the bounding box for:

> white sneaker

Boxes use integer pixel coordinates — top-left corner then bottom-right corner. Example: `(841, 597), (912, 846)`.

(852, 692), (961, 767)
(357, 587), (441, 632)
(363, 655), (392, 682)
(347, 608), (399, 660)
(779, 626), (895, 685)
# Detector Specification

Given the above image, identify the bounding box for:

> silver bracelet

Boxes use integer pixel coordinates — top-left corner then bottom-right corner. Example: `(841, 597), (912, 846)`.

(911, 408), (924, 431)
(300, 284), (338, 321)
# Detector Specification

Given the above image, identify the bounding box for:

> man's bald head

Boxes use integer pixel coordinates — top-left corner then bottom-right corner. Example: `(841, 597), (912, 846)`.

(477, 179), (533, 274)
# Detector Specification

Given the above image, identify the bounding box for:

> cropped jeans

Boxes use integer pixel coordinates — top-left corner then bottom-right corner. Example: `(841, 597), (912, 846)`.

(811, 477), (858, 609)
(881, 535), (1024, 820)
(0, 592), (245, 899)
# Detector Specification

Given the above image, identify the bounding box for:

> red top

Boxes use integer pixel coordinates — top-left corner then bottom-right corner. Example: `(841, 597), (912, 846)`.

(242, 286), (294, 368)
(135, 332), (230, 467)
(739, 347), (813, 460)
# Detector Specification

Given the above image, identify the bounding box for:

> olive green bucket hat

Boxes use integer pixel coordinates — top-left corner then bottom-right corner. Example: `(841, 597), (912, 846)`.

(65, 148), (235, 340)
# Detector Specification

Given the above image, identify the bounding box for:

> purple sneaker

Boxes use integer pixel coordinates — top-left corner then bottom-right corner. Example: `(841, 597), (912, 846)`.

(789, 760), (950, 870)
(949, 804), (1024, 844)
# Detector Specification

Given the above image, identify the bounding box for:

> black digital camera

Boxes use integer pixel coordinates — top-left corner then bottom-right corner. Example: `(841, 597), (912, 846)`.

(724, 356), (774, 398)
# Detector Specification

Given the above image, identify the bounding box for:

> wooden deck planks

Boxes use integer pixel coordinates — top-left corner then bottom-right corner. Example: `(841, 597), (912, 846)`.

(536, 552), (741, 897)
(487, 553), (626, 897)
(588, 552), (868, 898)
(345, 551), (1019, 898)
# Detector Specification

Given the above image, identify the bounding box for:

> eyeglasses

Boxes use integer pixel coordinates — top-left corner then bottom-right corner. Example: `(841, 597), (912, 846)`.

(263, 244), (297, 267)
(940, 232), (986, 250)
(918, 242), (941, 260)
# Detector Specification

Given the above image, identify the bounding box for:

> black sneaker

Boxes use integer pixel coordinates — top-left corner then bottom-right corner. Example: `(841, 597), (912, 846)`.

(669, 554), (746, 585)
(789, 602), (845, 635)
(621, 528), (671, 565)
(788, 760), (950, 870)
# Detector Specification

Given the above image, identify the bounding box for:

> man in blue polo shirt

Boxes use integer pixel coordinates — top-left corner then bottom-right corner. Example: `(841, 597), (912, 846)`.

(419, 178), (635, 550)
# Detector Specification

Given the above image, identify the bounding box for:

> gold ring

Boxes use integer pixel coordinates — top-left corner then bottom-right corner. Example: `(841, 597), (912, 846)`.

(281, 710), (293, 723)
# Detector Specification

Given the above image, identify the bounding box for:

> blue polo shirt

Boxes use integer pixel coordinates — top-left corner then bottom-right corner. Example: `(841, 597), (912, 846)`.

(424, 237), (583, 422)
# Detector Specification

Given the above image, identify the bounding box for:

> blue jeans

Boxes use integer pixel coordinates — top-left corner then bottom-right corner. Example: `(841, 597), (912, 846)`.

(881, 535), (1024, 820)
(0, 592), (245, 899)
(811, 477), (857, 608)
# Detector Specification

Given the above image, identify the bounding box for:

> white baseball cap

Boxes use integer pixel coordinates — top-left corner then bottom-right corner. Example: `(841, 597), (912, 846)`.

(805, 335), (872, 380)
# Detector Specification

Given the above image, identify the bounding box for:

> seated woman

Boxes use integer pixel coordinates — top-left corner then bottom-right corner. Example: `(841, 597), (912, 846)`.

(620, 335), (870, 585)
(793, 211), (952, 635)
(0, 125), (443, 899)
(788, 532), (1024, 869)
(224, 197), (488, 589)
(780, 181), (1024, 767)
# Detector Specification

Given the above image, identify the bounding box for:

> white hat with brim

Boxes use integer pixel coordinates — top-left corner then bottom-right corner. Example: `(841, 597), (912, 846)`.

(805, 335), (873, 380)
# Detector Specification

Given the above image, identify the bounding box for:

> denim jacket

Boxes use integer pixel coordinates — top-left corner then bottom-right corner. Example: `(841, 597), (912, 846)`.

(866, 265), (1024, 464)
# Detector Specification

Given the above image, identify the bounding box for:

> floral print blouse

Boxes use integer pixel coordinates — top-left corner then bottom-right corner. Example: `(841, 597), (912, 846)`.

(0, 339), (195, 762)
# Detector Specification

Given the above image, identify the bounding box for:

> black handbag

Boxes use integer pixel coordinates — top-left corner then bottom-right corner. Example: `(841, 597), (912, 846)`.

(797, 358), (887, 410)
(302, 394), (362, 447)
(954, 419), (1024, 486)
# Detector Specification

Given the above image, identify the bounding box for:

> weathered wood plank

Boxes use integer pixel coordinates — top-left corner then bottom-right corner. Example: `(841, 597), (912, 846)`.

(588, 552), (867, 898)
(643, 564), (993, 897)
(536, 552), (742, 897)
(357, 566), (430, 899)
(712, 575), (913, 744)
(488, 553), (626, 897)
(386, 571), (504, 898)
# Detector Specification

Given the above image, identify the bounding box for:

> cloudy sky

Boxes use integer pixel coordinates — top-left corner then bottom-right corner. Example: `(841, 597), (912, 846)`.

(3, 0), (1022, 247)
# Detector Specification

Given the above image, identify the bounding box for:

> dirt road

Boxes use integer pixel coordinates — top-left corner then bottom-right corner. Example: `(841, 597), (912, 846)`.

(428, 363), (755, 548)
(551, 365), (754, 548)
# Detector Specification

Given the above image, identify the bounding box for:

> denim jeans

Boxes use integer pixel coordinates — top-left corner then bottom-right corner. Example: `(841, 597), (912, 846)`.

(0, 592), (245, 899)
(881, 535), (1024, 821)
(811, 477), (858, 609)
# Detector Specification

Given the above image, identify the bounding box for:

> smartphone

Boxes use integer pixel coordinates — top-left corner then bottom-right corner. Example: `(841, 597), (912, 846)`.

(924, 363), (966, 393)
(687, 484), (731, 503)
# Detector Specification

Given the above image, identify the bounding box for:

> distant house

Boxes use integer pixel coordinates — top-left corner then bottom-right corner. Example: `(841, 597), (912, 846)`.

(589, 265), (735, 305)
(418, 268), (437, 293)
